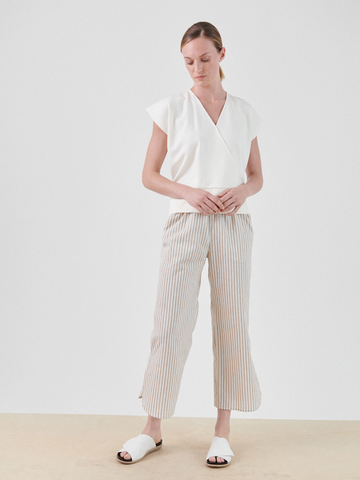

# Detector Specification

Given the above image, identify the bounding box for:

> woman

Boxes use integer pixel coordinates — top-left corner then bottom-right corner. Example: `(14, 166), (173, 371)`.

(117, 21), (263, 468)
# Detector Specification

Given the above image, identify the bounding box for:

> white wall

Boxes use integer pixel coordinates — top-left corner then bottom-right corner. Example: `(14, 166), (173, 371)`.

(1, 0), (359, 421)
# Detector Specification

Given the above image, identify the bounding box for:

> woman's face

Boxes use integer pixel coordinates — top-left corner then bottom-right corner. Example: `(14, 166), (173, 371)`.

(182, 36), (225, 86)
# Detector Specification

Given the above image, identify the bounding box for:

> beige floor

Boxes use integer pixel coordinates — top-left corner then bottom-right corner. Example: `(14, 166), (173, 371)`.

(0, 414), (359, 480)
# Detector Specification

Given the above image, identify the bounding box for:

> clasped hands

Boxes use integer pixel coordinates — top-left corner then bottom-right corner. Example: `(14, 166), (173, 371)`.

(185, 185), (247, 216)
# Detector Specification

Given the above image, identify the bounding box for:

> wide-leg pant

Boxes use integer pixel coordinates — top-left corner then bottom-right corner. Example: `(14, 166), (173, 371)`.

(137, 212), (262, 419)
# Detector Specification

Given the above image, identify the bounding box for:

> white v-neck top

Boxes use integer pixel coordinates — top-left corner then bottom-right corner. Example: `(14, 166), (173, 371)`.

(146, 88), (262, 216)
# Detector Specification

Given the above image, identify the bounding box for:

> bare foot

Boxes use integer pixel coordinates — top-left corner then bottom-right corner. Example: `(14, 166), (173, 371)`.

(208, 426), (230, 464)
(119, 426), (162, 461)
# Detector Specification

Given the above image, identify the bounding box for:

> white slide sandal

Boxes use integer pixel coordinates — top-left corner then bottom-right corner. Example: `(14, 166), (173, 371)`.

(117, 433), (163, 464)
(206, 436), (234, 467)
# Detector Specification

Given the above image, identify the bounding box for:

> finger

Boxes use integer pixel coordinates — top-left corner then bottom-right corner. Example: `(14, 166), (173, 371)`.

(205, 199), (222, 213)
(209, 196), (225, 211)
(198, 204), (212, 215)
(226, 205), (240, 215)
(217, 195), (229, 206)
(222, 202), (233, 212)
(224, 202), (236, 215)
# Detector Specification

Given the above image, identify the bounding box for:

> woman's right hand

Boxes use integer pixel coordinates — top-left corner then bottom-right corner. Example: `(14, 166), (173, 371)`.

(183, 188), (228, 215)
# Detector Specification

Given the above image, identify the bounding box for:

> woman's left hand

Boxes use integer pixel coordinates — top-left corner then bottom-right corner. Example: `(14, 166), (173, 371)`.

(216, 185), (247, 215)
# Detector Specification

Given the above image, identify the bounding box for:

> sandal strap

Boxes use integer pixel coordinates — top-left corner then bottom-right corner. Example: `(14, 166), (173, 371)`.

(206, 436), (234, 461)
(118, 434), (156, 461)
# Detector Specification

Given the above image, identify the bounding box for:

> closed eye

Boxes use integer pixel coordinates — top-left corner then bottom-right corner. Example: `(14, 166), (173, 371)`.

(186, 59), (209, 65)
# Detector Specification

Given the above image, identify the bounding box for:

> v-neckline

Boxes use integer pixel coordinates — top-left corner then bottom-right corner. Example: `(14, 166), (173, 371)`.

(189, 88), (228, 127)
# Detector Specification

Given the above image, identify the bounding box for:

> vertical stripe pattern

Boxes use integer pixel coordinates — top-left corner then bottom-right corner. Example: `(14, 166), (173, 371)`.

(137, 213), (261, 419)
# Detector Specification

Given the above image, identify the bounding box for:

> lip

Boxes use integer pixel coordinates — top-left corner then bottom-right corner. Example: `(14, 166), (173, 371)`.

(196, 75), (206, 79)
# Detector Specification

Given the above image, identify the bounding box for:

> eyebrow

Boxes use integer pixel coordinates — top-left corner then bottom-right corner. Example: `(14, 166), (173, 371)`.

(183, 52), (210, 59)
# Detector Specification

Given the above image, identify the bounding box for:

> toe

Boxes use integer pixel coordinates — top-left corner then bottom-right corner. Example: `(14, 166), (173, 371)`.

(209, 456), (224, 463)
(121, 451), (131, 460)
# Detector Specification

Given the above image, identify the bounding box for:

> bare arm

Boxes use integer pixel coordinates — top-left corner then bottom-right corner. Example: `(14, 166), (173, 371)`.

(243, 136), (264, 197)
(142, 122), (192, 199)
(142, 122), (225, 215)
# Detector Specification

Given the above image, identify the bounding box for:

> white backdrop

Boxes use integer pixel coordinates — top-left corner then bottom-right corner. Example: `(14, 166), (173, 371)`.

(1, 0), (359, 421)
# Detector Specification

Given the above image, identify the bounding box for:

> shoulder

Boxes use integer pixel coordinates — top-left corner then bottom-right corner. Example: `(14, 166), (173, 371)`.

(146, 91), (187, 109)
(228, 93), (254, 114)
(145, 91), (188, 134)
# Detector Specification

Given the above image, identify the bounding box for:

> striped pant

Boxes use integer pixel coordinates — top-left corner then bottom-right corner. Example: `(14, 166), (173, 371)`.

(137, 212), (262, 419)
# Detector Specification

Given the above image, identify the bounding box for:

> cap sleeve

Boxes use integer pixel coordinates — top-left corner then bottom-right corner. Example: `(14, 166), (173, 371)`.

(146, 98), (169, 134)
(250, 105), (262, 140)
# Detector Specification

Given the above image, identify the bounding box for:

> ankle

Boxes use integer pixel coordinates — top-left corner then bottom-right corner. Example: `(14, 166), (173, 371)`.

(145, 415), (161, 428)
(214, 422), (230, 439)
(141, 425), (162, 444)
(142, 416), (161, 440)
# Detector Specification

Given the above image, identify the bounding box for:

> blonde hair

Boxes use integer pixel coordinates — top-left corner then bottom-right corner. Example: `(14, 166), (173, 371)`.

(180, 21), (225, 81)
